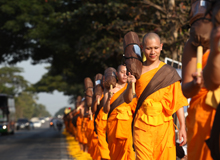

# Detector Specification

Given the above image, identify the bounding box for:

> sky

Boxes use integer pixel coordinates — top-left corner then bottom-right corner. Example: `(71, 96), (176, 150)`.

(14, 60), (71, 116)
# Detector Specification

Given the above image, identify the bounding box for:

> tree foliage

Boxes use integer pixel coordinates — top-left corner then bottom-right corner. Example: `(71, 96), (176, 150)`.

(15, 92), (51, 119)
(0, 66), (51, 119)
(0, 0), (191, 100)
(0, 66), (28, 96)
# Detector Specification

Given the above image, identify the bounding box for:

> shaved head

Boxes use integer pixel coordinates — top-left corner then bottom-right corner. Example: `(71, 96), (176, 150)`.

(117, 64), (126, 72)
(142, 33), (161, 47)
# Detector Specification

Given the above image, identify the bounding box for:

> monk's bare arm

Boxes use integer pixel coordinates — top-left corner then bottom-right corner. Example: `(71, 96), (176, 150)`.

(176, 107), (187, 146)
(103, 88), (110, 113)
(124, 72), (136, 103)
(203, 27), (220, 90)
(182, 41), (201, 98)
(80, 107), (84, 118)
(91, 97), (98, 113)
(124, 83), (133, 103)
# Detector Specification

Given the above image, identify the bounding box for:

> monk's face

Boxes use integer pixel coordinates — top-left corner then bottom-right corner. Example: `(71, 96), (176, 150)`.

(142, 38), (163, 63)
(117, 65), (127, 83)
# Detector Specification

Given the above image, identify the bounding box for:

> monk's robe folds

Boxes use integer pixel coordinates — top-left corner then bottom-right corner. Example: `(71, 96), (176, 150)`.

(82, 117), (89, 145)
(187, 50), (216, 160)
(86, 114), (101, 160)
(77, 116), (83, 143)
(69, 120), (74, 136)
(95, 107), (110, 159)
(133, 62), (188, 160)
(107, 84), (136, 160)
(73, 111), (80, 141)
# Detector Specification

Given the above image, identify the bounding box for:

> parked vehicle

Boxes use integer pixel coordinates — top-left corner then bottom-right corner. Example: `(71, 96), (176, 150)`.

(16, 118), (30, 130)
(0, 94), (15, 135)
(33, 120), (41, 128)
(39, 117), (45, 124)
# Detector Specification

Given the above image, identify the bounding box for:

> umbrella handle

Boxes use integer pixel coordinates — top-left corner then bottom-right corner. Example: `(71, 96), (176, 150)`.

(110, 85), (113, 96)
(97, 98), (100, 105)
(132, 82), (135, 95)
(89, 107), (93, 120)
(197, 46), (203, 76)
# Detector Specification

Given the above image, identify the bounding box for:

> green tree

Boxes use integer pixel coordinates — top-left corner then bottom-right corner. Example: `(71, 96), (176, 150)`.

(15, 92), (51, 119)
(0, 0), (191, 100)
(0, 66), (29, 96)
(0, 66), (51, 119)
(33, 103), (51, 117)
(15, 92), (36, 119)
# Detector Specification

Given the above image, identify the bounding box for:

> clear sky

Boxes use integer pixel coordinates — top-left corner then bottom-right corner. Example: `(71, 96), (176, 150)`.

(14, 59), (70, 116)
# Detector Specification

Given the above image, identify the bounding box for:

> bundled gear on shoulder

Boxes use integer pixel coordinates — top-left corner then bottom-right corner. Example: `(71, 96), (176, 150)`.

(189, 0), (216, 51)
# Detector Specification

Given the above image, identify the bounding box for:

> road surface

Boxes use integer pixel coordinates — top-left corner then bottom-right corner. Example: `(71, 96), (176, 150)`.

(0, 121), (73, 160)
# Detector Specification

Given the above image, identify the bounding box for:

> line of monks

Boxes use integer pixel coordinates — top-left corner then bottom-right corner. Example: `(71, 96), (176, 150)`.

(64, 32), (219, 160)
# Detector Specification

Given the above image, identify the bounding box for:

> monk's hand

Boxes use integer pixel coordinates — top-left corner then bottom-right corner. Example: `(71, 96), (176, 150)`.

(96, 95), (101, 102)
(210, 26), (220, 54)
(192, 72), (204, 88)
(76, 106), (81, 111)
(127, 72), (136, 84)
(179, 126), (187, 146)
(88, 108), (92, 115)
(108, 89), (113, 101)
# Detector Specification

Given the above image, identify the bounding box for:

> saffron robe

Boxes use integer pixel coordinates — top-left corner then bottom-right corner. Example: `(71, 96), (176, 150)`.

(187, 50), (216, 160)
(95, 107), (110, 159)
(133, 61), (188, 160)
(107, 84), (136, 160)
(86, 114), (101, 160)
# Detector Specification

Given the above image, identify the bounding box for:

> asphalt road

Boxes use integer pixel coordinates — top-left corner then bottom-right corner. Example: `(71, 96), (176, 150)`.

(0, 121), (73, 160)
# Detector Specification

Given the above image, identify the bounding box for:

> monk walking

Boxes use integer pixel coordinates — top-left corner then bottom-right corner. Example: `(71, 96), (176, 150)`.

(181, 35), (217, 159)
(76, 100), (85, 151)
(125, 33), (188, 160)
(103, 65), (136, 160)
(93, 86), (110, 160)
(203, 20), (220, 160)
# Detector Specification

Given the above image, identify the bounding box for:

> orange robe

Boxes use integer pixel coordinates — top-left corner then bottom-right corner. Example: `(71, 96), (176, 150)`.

(96, 107), (110, 159)
(82, 117), (89, 145)
(69, 120), (74, 136)
(74, 111), (80, 141)
(133, 61), (188, 160)
(77, 116), (83, 143)
(73, 111), (80, 140)
(86, 114), (101, 160)
(64, 120), (68, 132)
(107, 84), (136, 160)
(187, 50), (216, 160)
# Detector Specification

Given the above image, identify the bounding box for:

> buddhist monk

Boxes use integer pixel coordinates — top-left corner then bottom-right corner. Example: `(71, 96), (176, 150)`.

(86, 76), (104, 160)
(86, 106), (101, 160)
(182, 36), (217, 159)
(103, 65), (136, 160)
(76, 100), (85, 151)
(203, 23), (220, 160)
(68, 110), (75, 136)
(125, 32), (188, 160)
(94, 93), (110, 160)
(72, 110), (80, 141)
(73, 96), (82, 141)
(204, 26), (220, 89)
(81, 108), (89, 152)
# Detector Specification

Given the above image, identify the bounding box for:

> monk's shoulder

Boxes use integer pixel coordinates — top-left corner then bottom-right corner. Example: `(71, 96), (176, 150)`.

(161, 64), (176, 71)
(160, 64), (180, 76)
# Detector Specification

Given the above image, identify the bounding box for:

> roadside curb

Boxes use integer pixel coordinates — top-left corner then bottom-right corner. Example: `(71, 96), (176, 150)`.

(63, 129), (92, 160)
